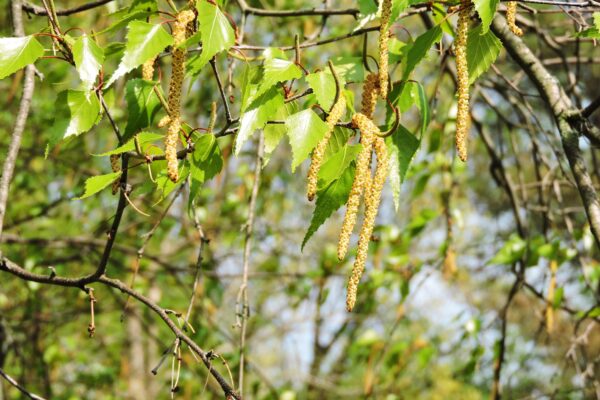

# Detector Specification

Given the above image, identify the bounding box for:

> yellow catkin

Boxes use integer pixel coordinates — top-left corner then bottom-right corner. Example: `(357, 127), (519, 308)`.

(546, 259), (557, 334)
(165, 10), (195, 182)
(142, 57), (155, 81)
(362, 73), (379, 119)
(346, 136), (389, 312)
(110, 154), (121, 195)
(455, 1), (471, 162)
(307, 95), (347, 201)
(378, 0), (392, 100)
(337, 114), (377, 261)
(158, 115), (171, 128)
(506, 2), (523, 36)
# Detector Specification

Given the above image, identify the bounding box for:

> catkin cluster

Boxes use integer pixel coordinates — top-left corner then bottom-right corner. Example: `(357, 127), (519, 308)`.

(506, 2), (523, 36)
(307, 94), (347, 201)
(455, 1), (471, 162)
(346, 134), (389, 312)
(110, 154), (121, 195)
(337, 113), (376, 262)
(165, 10), (195, 182)
(378, 0), (392, 100)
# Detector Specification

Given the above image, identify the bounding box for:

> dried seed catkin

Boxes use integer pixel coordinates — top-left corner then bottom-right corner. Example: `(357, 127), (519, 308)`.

(337, 114), (377, 261)
(455, 1), (471, 162)
(506, 2), (523, 36)
(307, 94), (347, 201)
(110, 154), (121, 195)
(378, 0), (392, 100)
(165, 10), (195, 182)
(346, 136), (389, 312)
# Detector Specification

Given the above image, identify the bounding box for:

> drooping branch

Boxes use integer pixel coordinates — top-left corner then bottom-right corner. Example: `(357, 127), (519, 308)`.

(0, 257), (241, 400)
(491, 14), (600, 250)
(22, 0), (114, 16)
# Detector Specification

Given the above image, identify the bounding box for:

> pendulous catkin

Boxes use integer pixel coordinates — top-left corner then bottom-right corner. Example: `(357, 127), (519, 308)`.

(110, 154), (121, 195)
(142, 57), (155, 81)
(455, 1), (471, 162)
(165, 10), (195, 182)
(307, 94), (347, 201)
(346, 136), (389, 312)
(506, 2), (523, 36)
(378, 0), (392, 100)
(337, 113), (377, 261)
(362, 73), (380, 119)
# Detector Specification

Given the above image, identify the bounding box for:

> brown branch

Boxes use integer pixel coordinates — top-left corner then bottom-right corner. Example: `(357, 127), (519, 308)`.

(234, 0), (359, 17)
(0, 367), (47, 400)
(491, 14), (600, 250)
(236, 133), (264, 396)
(0, 0), (36, 243)
(0, 256), (241, 400)
(22, 0), (114, 16)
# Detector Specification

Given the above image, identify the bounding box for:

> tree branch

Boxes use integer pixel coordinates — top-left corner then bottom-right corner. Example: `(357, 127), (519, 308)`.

(22, 0), (113, 16)
(0, 0), (36, 243)
(491, 14), (600, 250)
(0, 367), (47, 400)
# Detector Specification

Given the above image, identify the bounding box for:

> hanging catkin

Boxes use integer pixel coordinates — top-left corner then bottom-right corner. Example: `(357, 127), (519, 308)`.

(506, 2), (523, 36)
(165, 10), (195, 182)
(142, 57), (155, 81)
(455, 1), (471, 162)
(378, 0), (392, 100)
(346, 136), (389, 312)
(362, 73), (379, 119)
(337, 113), (377, 261)
(307, 94), (346, 201)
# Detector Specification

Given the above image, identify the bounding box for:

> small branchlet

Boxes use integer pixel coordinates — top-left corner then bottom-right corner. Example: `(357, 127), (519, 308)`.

(110, 154), (121, 195)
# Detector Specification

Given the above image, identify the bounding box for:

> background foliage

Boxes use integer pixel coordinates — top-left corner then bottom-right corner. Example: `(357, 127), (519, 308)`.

(1, 0), (600, 399)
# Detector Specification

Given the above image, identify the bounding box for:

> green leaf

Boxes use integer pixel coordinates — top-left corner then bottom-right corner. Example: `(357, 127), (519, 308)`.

(95, 132), (164, 156)
(190, 134), (223, 184)
(0, 36), (45, 80)
(473, 0), (499, 33)
(318, 144), (362, 190)
(302, 164), (355, 249)
(256, 57), (302, 99)
(77, 171), (122, 199)
(235, 87), (285, 155)
(488, 234), (526, 265)
(467, 26), (502, 84)
(331, 57), (365, 82)
(123, 79), (162, 140)
(106, 21), (173, 87)
(553, 287), (564, 309)
(264, 101), (297, 164)
(306, 70), (347, 111)
(284, 109), (329, 172)
(402, 25), (442, 80)
(49, 90), (101, 148)
(72, 35), (104, 90)
(387, 124), (420, 210)
(414, 81), (430, 136)
(188, 0), (235, 75)
(97, 0), (158, 35)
